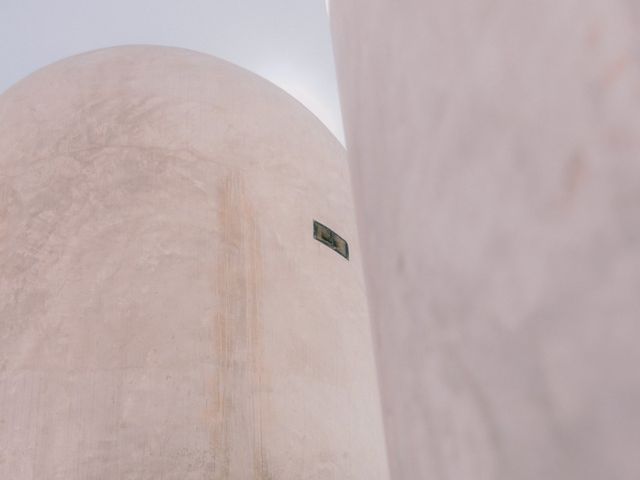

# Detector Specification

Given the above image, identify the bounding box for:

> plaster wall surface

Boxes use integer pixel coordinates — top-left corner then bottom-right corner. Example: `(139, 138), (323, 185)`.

(330, 2), (640, 479)
(0, 46), (388, 480)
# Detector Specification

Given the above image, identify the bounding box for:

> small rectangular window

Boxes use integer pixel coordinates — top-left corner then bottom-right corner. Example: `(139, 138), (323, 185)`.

(313, 220), (349, 260)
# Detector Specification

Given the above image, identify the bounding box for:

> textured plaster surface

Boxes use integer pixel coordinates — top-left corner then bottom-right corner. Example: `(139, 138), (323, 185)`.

(0, 46), (388, 479)
(330, 2), (640, 479)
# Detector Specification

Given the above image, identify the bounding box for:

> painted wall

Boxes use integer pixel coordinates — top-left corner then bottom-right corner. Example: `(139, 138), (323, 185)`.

(0, 46), (388, 479)
(331, 1), (640, 478)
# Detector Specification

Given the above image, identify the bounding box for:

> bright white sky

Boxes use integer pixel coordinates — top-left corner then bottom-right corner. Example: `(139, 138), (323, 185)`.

(0, 0), (343, 142)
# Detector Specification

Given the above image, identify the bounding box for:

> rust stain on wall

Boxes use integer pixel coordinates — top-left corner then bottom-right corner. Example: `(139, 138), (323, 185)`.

(210, 171), (270, 479)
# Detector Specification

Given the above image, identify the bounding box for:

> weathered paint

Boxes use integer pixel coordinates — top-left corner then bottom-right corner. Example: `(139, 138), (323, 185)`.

(0, 46), (389, 480)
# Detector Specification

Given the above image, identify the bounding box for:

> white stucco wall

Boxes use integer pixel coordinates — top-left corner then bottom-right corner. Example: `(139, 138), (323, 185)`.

(331, 2), (640, 479)
(0, 46), (388, 479)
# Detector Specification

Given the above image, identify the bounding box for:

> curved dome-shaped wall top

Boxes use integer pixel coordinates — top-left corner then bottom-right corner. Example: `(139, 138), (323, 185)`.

(0, 46), (388, 479)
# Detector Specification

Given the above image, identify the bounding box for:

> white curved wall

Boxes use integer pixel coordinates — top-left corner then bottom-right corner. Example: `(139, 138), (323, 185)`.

(331, 1), (640, 479)
(0, 46), (388, 479)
